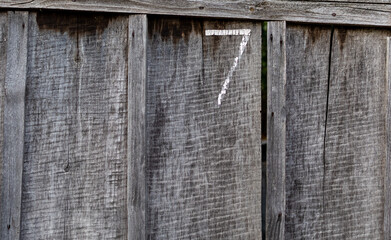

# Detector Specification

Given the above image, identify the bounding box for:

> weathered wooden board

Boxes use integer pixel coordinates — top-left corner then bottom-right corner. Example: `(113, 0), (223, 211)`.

(21, 12), (128, 239)
(285, 24), (390, 239)
(322, 26), (389, 239)
(0, 12), (5, 237)
(128, 14), (147, 240)
(1, 0), (391, 27)
(0, 11), (28, 240)
(285, 24), (331, 240)
(287, 0), (391, 3)
(387, 36), (391, 240)
(0, 11), (8, 240)
(146, 17), (262, 239)
(266, 21), (286, 240)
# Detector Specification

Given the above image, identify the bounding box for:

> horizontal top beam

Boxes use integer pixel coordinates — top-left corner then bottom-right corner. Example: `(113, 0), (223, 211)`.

(0, 0), (391, 27)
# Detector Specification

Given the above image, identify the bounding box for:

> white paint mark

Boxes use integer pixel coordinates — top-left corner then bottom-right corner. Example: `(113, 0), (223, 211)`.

(205, 29), (251, 36)
(206, 29), (251, 105)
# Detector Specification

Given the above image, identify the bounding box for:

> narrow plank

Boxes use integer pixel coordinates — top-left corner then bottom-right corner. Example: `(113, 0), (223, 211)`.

(21, 12), (128, 239)
(285, 24), (331, 239)
(0, 11), (28, 240)
(0, 12), (8, 237)
(1, 0), (391, 27)
(0, 11), (7, 239)
(146, 17), (262, 239)
(128, 14), (147, 240)
(322, 27), (390, 239)
(266, 21), (286, 240)
(386, 36), (391, 240)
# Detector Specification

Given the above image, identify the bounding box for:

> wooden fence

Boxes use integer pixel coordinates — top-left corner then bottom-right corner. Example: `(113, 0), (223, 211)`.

(0, 0), (390, 239)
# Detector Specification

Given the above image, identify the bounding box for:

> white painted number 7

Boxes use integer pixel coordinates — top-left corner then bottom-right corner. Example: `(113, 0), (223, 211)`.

(205, 29), (252, 105)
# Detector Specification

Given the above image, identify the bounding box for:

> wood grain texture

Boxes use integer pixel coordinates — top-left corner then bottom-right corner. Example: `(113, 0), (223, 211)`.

(285, 24), (331, 240)
(146, 17), (262, 239)
(128, 14), (147, 240)
(286, 0), (391, 3)
(1, 0), (391, 27)
(21, 12), (128, 239)
(386, 37), (391, 240)
(322, 27), (389, 239)
(266, 21), (286, 240)
(0, 11), (7, 240)
(0, 11), (28, 240)
(285, 24), (390, 239)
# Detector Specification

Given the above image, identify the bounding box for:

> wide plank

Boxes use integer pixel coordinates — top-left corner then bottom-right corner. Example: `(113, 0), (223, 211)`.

(285, 24), (391, 239)
(0, 0), (391, 27)
(21, 12), (128, 239)
(146, 17), (262, 239)
(322, 26), (390, 239)
(0, 11), (28, 240)
(285, 24), (332, 240)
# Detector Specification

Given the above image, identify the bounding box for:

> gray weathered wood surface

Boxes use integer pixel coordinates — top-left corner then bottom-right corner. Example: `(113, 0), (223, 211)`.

(285, 24), (331, 240)
(322, 26), (388, 239)
(0, 11), (28, 240)
(266, 21), (286, 240)
(287, 0), (391, 3)
(128, 14), (147, 240)
(21, 12), (128, 239)
(285, 24), (390, 239)
(1, 0), (391, 27)
(2, 7), (390, 240)
(0, 12), (6, 238)
(386, 37), (391, 240)
(146, 17), (262, 239)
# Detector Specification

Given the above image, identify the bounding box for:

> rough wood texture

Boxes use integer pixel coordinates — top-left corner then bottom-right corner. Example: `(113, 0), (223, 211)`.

(0, 12), (8, 237)
(21, 12), (128, 239)
(322, 26), (389, 239)
(128, 14), (147, 240)
(285, 24), (332, 240)
(287, 0), (391, 3)
(0, 11), (28, 240)
(0, 11), (8, 240)
(286, 24), (390, 239)
(387, 36), (391, 240)
(266, 21), (286, 240)
(146, 17), (262, 239)
(1, 0), (391, 27)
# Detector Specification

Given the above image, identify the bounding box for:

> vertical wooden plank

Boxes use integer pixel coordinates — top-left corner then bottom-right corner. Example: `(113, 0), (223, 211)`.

(322, 27), (389, 239)
(285, 24), (390, 239)
(0, 11), (28, 240)
(128, 14), (147, 240)
(266, 21), (286, 240)
(285, 24), (331, 239)
(21, 12), (128, 239)
(386, 36), (391, 240)
(0, 12), (7, 239)
(146, 17), (262, 239)
(0, 12), (8, 237)
(21, 12), (78, 238)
